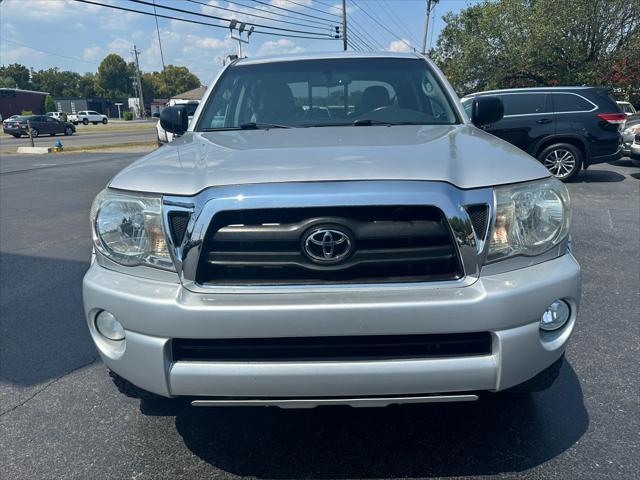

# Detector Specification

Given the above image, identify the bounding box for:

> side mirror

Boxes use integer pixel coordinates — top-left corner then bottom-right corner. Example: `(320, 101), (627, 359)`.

(160, 106), (189, 135)
(471, 96), (504, 126)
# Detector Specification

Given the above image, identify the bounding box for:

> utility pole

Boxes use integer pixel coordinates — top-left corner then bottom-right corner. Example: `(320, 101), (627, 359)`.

(421, 0), (439, 55)
(341, 0), (348, 51)
(131, 45), (145, 119)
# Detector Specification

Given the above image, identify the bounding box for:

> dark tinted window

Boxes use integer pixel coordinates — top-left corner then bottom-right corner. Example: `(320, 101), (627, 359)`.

(500, 93), (550, 116)
(0, 90), (16, 98)
(197, 58), (458, 129)
(553, 93), (594, 112)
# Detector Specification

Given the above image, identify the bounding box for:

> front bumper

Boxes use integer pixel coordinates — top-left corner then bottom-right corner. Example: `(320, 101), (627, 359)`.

(83, 253), (581, 402)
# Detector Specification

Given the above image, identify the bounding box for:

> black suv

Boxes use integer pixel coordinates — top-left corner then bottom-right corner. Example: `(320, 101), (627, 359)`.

(462, 87), (624, 180)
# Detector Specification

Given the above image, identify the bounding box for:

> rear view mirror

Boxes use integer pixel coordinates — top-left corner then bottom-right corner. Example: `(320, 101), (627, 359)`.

(160, 106), (189, 135)
(471, 96), (504, 126)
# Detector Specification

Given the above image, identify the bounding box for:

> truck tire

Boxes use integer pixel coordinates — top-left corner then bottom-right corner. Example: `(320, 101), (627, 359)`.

(83, 118), (89, 125)
(102, 118), (108, 124)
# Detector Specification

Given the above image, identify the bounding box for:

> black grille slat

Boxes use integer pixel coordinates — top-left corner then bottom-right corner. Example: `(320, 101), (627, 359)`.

(197, 206), (462, 285)
(172, 332), (492, 362)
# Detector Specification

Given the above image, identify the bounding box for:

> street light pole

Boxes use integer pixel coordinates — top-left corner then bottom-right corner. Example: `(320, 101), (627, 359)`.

(421, 0), (439, 55)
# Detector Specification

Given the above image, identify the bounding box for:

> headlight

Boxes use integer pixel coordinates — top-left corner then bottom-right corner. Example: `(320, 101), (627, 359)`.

(90, 189), (174, 270)
(487, 178), (571, 262)
(623, 125), (640, 136)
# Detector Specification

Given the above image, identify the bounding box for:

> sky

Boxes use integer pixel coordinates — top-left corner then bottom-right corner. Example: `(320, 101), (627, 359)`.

(0, 0), (479, 85)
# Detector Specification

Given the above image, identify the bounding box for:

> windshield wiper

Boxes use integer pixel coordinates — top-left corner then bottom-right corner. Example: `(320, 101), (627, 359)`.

(352, 119), (421, 126)
(201, 123), (293, 132)
(239, 122), (292, 130)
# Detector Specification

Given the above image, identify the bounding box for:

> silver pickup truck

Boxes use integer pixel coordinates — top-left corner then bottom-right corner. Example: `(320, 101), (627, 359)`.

(84, 52), (580, 408)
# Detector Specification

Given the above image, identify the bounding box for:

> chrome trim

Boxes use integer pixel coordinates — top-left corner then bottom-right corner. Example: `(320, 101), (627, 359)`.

(191, 394), (479, 408)
(162, 181), (494, 294)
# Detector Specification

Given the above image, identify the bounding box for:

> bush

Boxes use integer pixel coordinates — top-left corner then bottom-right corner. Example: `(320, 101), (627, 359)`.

(21, 110), (33, 115)
(123, 111), (133, 121)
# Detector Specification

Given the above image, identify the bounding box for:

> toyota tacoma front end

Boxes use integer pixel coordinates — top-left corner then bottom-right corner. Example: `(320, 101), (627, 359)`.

(83, 53), (580, 407)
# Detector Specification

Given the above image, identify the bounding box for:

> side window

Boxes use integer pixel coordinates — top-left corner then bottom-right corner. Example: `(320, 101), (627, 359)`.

(501, 93), (550, 116)
(553, 93), (594, 113)
(461, 98), (473, 116)
(46, 117), (57, 123)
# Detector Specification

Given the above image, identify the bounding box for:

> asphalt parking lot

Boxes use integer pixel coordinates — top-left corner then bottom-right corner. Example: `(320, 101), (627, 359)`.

(0, 152), (638, 479)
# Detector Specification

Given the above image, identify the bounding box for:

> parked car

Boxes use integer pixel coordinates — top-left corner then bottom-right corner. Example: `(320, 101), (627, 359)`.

(3, 114), (75, 137)
(46, 111), (65, 120)
(616, 101), (637, 116)
(68, 110), (108, 125)
(84, 52), (580, 407)
(630, 133), (640, 165)
(2, 114), (19, 125)
(462, 87), (624, 181)
(622, 116), (640, 157)
(156, 100), (199, 145)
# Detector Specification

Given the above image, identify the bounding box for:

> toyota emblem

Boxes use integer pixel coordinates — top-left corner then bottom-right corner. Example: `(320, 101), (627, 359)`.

(303, 227), (353, 264)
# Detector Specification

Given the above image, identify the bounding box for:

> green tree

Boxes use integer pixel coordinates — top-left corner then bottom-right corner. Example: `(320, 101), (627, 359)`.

(96, 53), (132, 97)
(0, 76), (16, 88)
(78, 72), (99, 98)
(0, 63), (30, 89)
(45, 95), (56, 112)
(148, 65), (201, 98)
(30, 68), (81, 97)
(432, 0), (640, 95)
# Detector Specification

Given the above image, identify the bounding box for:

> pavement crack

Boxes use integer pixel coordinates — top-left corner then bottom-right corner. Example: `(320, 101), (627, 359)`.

(0, 355), (100, 418)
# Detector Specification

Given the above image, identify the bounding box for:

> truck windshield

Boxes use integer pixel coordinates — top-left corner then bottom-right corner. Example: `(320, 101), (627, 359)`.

(196, 57), (459, 130)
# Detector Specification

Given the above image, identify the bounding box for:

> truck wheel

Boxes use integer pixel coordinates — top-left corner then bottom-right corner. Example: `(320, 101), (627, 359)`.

(102, 118), (108, 124)
(108, 370), (163, 401)
(538, 143), (582, 181)
(83, 118), (89, 125)
(505, 354), (564, 394)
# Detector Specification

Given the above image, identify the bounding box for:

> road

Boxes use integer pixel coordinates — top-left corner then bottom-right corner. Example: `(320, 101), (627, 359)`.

(0, 153), (638, 479)
(0, 123), (156, 153)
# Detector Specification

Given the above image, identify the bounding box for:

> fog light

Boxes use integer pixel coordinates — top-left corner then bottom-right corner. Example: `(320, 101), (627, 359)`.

(540, 300), (570, 331)
(95, 311), (125, 341)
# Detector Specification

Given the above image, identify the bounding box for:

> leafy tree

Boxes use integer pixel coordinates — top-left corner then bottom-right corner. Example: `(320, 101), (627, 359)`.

(0, 76), (16, 88)
(0, 63), (30, 89)
(96, 54), (132, 97)
(148, 65), (201, 98)
(432, 0), (640, 96)
(30, 68), (81, 97)
(78, 72), (100, 98)
(45, 95), (56, 112)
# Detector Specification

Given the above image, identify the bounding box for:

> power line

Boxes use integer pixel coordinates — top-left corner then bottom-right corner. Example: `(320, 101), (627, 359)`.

(348, 24), (377, 51)
(0, 37), (98, 66)
(351, 0), (415, 51)
(72, 0), (338, 40)
(127, 0), (334, 37)
(222, 0), (337, 27)
(348, 15), (384, 50)
(250, 0), (339, 23)
(183, 0), (336, 32)
(282, 0), (342, 19)
(374, 0), (421, 47)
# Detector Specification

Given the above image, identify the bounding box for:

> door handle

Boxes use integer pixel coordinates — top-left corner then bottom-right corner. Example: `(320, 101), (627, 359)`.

(536, 118), (552, 124)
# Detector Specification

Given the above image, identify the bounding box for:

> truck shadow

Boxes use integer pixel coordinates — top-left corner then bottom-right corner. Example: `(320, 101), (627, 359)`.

(140, 361), (588, 478)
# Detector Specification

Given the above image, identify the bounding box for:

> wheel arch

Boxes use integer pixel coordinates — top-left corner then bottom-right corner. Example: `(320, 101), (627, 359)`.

(531, 135), (589, 163)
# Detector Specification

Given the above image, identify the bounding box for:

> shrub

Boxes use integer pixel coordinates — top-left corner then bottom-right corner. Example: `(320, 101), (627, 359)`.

(123, 111), (133, 121)
(21, 110), (33, 115)
(45, 95), (56, 113)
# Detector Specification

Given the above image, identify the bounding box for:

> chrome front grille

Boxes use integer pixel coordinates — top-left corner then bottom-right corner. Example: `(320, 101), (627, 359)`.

(196, 206), (463, 285)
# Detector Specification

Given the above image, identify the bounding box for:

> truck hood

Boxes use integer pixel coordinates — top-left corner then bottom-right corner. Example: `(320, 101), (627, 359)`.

(110, 124), (549, 195)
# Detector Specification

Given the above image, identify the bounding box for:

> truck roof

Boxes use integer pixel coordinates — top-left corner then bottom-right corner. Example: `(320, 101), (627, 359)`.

(234, 51), (423, 66)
